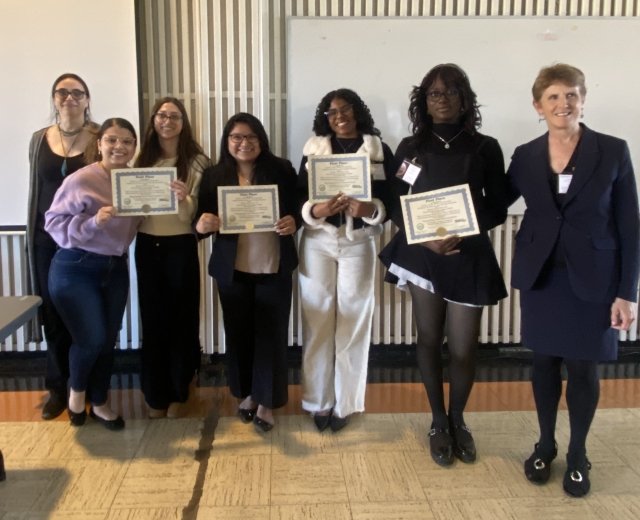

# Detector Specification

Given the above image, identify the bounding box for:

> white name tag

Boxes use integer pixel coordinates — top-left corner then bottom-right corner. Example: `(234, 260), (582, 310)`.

(558, 173), (572, 194)
(397, 159), (421, 186)
(371, 163), (385, 180)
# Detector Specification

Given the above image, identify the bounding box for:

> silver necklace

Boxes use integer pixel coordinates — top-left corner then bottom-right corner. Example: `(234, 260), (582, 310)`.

(431, 129), (464, 149)
(58, 125), (83, 177)
(335, 137), (360, 153)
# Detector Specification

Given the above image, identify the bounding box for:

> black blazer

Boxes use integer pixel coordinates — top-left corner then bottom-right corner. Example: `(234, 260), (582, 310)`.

(195, 155), (300, 287)
(507, 125), (639, 303)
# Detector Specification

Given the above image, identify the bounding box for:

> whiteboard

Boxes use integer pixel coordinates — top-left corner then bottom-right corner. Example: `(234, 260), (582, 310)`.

(287, 17), (640, 212)
(1, 0), (139, 225)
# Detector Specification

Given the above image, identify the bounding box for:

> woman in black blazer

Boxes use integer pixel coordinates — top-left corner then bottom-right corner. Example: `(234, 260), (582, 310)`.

(195, 113), (300, 432)
(507, 64), (639, 497)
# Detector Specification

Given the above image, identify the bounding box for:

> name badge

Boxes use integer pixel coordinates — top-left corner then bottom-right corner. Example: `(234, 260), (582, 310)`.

(371, 163), (385, 180)
(558, 173), (572, 194)
(396, 158), (421, 186)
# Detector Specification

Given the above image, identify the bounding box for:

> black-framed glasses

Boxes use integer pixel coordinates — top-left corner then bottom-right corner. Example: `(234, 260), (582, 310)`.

(154, 112), (183, 122)
(54, 88), (86, 101)
(426, 88), (459, 101)
(101, 136), (136, 147)
(229, 134), (259, 144)
(324, 104), (353, 118)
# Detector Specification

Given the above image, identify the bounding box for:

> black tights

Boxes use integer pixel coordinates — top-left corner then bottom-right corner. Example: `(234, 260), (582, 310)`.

(532, 353), (600, 464)
(409, 283), (482, 429)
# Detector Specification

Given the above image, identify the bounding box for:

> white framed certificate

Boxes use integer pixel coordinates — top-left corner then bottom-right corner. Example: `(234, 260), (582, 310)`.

(111, 167), (177, 216)
(218, 185), (279, 234)
(307, 153), (371, 202)
(400, 183), (479, 244)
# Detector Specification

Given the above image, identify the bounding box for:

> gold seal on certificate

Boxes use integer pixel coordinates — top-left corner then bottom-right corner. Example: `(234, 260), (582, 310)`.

(307, 153), (371, 202)
(111, 167), (177, 216)
(218, 185), (279, 234)
(400, 183), (480, 244)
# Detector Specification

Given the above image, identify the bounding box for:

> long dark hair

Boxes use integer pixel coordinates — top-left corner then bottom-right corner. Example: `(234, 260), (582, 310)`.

(85, 118), (137, 164)
(50, 72), (93, 124)
(408, 64), (481, 137)
(135, 97), (204, 181)
(311, 88), (381, 137)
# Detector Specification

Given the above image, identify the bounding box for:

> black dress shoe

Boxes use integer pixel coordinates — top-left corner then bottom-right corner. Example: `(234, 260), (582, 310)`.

(524, 442), (558, 484)
(89, 408), (125, 431)
(313, 413), (331, 432)
(238, 407), (257, 423)
(253, 415), (274, 433)
(330, 414), (349, 432)
(42, 396), (67, 420)
(428, 426), (454, 467)
(0, 449), (6, 482)
(449, 422), (477, 463)
(68, 408), (87, 427)
(563, 457), (592, 498)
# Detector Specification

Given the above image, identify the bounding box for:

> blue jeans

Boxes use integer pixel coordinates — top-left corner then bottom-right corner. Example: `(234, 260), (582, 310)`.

(48, 248), (129, 405)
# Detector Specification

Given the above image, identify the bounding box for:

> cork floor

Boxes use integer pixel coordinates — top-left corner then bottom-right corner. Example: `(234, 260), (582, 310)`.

(1, 376), (640, 519)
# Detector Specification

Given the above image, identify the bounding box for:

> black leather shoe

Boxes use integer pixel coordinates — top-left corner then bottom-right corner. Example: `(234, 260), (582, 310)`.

(68, 408), (87, 427)
(450, 422), (476, 463)
(42, 396), (67, 420)
(238, 407), (257, 423)
(313, 413), (331, 432)
(253, 415), (274, 433)
(330, 414), (349, 432)
(524, 442), (557, 484)
(89, 408), (125, 431)
(429, 426), (454, 467)
(563, 457), (591, 498)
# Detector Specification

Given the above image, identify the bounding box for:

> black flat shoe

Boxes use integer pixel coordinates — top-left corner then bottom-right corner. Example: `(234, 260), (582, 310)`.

(68, 408), (87, 427)
(238, 407), (258, 423)
(428, 426), (454, 467)
(89, 408), (125, 431)
(524, 442), (557, 484)
(563, 457), (592, 498)
(253, 415), (274, 433)
(330, 414), (349, 432)
(42, 396), (67, 420)
(449, 422), (476, 463)
(313, 413), (331, 432)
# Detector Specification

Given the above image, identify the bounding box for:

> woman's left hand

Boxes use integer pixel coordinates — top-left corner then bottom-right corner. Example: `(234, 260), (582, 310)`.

(346, 198), (376, 219)
(170, 180), (188, 202)
(610, 297), (636, 331)
(275, 215), (297, 236)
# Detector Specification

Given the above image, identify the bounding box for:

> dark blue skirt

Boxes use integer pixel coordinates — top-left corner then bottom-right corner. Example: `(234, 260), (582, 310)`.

(520, 266), (618, 361)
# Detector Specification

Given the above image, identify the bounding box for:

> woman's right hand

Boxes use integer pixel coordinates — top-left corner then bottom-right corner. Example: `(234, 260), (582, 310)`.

(310, 193), (350, 218)
(96, 206), (116, 227)
(196, 212), (220, 234)
(419, 235), (462, 255)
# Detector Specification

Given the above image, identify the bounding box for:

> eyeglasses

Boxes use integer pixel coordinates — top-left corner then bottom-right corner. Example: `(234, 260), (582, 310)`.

(426, 88), (460, 101)
(324, 104), (353, 118)
(154, 112), (183, 122)
(229, 134), (259, 144)
(54, 88), (86, 101)
(101, 136), (136, 147)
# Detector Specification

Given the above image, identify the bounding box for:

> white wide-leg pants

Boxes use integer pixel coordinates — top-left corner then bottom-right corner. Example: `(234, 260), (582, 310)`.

(298, 227), (376, 418)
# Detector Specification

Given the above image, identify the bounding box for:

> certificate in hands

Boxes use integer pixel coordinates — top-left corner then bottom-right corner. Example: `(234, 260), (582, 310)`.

(307, 153), (371, 202)
(400, 183), (479, 244)
(111, 167), (177, 216)
(218, 185), (279, 234)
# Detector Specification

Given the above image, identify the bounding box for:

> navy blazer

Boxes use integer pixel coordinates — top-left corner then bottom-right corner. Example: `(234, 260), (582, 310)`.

(195, 155), (300, 288)
(507, 125), (639, 304)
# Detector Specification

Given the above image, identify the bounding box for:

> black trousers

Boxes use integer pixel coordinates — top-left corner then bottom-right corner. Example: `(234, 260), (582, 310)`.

(217, 270), (291, 409)
(34, 236), (72, 400)
(135, 233), (201, 409)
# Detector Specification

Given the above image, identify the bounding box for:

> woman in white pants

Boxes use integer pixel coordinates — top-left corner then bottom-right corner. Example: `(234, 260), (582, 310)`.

(297, 88), (394, 432)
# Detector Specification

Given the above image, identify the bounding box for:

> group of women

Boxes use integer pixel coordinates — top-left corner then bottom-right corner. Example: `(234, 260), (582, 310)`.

(27, 63), (638, 498)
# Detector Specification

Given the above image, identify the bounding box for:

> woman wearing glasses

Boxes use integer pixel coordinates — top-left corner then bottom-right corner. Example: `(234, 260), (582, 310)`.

(297, 88), (394, 432)
(27, 73), (99, 421)
(45, 118), (141, 430)
(134, 98), (211, 418)
(380, 64), (508, 465)
(195, 113), (299, 432)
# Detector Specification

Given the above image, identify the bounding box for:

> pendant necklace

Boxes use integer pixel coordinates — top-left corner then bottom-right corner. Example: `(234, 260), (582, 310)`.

(431, 129), (464, 149)
(58, 124), (83, 177)
(335, 137), (360, 153)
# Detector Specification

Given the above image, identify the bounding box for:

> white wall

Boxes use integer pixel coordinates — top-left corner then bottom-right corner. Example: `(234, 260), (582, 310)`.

(1, 0), (139, 225)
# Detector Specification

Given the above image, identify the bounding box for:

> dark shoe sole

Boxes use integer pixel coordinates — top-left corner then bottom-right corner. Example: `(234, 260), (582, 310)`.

(89, 408), (125, 431)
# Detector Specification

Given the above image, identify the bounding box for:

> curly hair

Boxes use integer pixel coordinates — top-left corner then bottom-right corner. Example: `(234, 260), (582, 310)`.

(311, 88), (381, 137)
(531, 63), (586, 101)
(135, 97), (204, 182)
(408, 64), (482, 137)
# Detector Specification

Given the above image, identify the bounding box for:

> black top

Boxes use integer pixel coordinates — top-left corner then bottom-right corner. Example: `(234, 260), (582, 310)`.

(379, 124), (509, 305)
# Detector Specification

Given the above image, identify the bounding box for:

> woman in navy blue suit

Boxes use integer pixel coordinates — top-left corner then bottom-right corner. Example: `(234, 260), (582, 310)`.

(507, 64), (639, 497)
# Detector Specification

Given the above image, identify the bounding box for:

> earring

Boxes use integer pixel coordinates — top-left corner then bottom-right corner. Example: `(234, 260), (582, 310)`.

(84, 107), (90, 124)
(580, 109), (584, 119)
(55, 110), (60, 124)
(538, 114), (544, 123)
